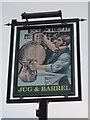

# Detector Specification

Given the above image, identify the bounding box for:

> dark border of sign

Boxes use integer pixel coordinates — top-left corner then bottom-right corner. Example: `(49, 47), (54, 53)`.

(6, 18), (82, 103)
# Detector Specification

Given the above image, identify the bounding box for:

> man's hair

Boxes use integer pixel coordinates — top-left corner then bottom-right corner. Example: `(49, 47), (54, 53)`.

(61, 35), (71, 46)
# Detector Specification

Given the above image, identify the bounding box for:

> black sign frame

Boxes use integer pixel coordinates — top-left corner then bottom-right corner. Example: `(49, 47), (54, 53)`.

(6, 18), (81, 103)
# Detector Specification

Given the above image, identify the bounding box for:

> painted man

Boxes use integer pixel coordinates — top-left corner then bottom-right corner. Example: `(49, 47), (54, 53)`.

(30, 34), (71, 86)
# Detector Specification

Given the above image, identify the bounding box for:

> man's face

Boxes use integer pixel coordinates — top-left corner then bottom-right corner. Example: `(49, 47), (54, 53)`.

(63, 36), (70, 45)
(55, 37), (63, 47)
(34, 33), (42, 45)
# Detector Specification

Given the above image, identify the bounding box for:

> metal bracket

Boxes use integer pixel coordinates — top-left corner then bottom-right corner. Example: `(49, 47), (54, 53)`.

(21, 10), (62, 21)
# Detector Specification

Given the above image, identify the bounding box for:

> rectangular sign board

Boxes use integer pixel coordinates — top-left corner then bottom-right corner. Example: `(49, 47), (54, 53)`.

(7, 19), (81, 103)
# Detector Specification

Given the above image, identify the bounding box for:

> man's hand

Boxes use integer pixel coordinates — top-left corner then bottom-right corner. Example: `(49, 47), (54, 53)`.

(30, 63), (38, 71)
(43, 34), (47, 41)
